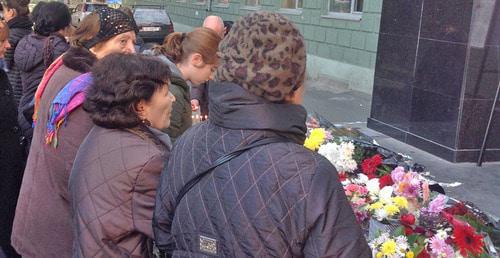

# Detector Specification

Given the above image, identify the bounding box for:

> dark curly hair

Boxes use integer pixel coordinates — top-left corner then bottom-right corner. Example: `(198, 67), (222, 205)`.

(31, 1), (71, 36)
(84, 53), (172, 129)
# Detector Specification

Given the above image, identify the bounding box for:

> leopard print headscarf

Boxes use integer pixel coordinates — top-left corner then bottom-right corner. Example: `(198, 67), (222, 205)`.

(216, 11), (306, 102)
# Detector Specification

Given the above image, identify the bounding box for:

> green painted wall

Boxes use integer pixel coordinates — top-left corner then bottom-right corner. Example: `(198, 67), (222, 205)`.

(127, 0), (383, 94)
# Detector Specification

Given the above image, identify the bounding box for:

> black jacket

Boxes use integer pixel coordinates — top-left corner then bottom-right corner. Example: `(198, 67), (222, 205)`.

(15, 33), (69, 143)
(5, 16), (32, 106)
(0, 69), (26, 246)
(153, 82), (370, 257)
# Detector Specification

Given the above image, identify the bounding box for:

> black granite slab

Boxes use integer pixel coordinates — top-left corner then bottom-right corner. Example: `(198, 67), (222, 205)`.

(414, 39), (467, 99)
(420, 0), (473, 43)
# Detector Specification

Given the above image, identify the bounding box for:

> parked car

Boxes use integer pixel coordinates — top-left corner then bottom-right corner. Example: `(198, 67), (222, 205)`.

(133, 5), (174, 43)
(71, 2), (108, 26)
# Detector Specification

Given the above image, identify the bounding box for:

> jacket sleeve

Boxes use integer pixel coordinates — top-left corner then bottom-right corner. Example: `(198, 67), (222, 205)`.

(132, 153), (166, 239)
(153, 157), (176, 252)
(302, 158), (371, 258)
(164, 83), (188, 140)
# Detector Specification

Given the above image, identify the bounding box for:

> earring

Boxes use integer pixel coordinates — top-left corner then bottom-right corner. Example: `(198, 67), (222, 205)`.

(141, 119), (151, 126)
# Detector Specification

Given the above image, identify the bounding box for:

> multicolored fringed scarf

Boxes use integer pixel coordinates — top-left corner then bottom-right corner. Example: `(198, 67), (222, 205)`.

(45, 73), (93, 147)
(33, 55), (64, 127)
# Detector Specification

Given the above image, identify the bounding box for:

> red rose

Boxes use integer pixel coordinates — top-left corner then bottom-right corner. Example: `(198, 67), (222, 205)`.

(339, 172), (347, 182)
(400, 213), (416, 226)
(444, 202), (468, 216)
(414, 226), (426, 234)
(379, 174), (394, 188)
(361, 154), (383, 175)
(417, 248), (431, 258)
(404, 226), (414, 236)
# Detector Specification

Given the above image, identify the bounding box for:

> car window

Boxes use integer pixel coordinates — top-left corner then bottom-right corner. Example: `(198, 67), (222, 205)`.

(134, 9), (171, 24)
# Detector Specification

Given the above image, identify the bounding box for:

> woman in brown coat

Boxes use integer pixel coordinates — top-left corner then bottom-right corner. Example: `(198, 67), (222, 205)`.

(69, 53), (175, 257)
(11, 8), (138, 258)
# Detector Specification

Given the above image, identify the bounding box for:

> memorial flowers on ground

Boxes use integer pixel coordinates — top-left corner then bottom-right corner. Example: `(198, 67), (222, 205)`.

(303, 125), (498, 257)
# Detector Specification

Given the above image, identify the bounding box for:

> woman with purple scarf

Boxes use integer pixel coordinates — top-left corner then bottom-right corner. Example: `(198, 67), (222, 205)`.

(11, 7), (138, 258)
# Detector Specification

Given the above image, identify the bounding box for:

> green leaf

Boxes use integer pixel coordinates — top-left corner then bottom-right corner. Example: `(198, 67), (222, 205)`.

(393, 226), (405, 237)
(377, 165), (392, 176)
(409, 235), (426, 255)
(407, 234), (418, 245)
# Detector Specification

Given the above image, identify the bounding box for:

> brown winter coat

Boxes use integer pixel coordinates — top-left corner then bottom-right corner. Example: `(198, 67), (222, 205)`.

(11, 47), (97, 258)
(70, 126), (169, 258)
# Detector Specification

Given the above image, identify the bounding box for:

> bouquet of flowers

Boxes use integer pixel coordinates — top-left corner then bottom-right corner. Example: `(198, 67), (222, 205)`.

(302, 123), (499, 257)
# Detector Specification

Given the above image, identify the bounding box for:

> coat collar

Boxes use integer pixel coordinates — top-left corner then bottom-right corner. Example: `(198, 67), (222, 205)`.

(208, 81), (307, 144)
(62, 46), (97, 73)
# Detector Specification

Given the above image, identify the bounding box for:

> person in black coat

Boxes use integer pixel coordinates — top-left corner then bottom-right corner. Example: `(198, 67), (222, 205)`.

(1, 0), (32, 106)
(0, 20), (26, 258)
(153, 12), (370, 257)
(15, 2), (72, 149)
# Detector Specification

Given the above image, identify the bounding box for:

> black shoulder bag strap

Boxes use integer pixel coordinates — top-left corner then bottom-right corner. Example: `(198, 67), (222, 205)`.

(174, 137), (289, 210)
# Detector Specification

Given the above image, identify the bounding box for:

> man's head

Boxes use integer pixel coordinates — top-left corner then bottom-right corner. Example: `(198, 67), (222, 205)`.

(202, 15), (224, 38)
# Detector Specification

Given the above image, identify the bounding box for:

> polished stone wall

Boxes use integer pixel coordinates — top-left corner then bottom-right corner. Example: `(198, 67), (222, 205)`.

(368, 0), (500, 162)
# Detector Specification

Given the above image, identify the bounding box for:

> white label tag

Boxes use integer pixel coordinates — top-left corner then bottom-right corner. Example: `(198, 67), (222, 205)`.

(199, 235), (217, 255)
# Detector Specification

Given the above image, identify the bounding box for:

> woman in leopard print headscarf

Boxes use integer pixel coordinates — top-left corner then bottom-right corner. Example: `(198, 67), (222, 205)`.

(153, 11), (369, 258)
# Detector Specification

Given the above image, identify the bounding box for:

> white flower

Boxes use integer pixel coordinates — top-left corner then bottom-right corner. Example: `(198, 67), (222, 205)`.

(366, 178), (380, 195)
(374, 208), (388, 221)
(435, 229), (449, 240)
(379, 186), (394, 204)
(370, 232), (390, 248)
(395, 235), (409, 252)
(318, 142), (357, 173)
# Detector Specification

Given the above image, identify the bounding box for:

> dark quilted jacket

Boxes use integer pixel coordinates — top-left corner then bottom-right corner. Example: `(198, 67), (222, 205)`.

(154, 82), (370, 257)
(5, 16), (33, 106)
(70, 126), (171, 258)
(0, 69), (26, 247)
(15, 33), (69, 142)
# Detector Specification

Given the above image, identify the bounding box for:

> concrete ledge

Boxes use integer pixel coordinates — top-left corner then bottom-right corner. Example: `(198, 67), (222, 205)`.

(277, 8), (303, 15)
(240, 5), (262, 11)
(321, 12), (362, 21)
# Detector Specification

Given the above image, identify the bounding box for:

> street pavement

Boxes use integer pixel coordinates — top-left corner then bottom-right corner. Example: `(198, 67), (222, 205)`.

(302, 78), (500, 219)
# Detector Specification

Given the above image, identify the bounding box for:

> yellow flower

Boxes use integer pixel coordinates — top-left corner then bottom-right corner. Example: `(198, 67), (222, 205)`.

(381, 240), (396, 255)
(376, 252), (383, 258)
(384, 204), (400, 216)
(406, 251), (414, 258)
(369, 201), (384, 210)
(393, 196), (408, 209)
(304, 128), (326, 151)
